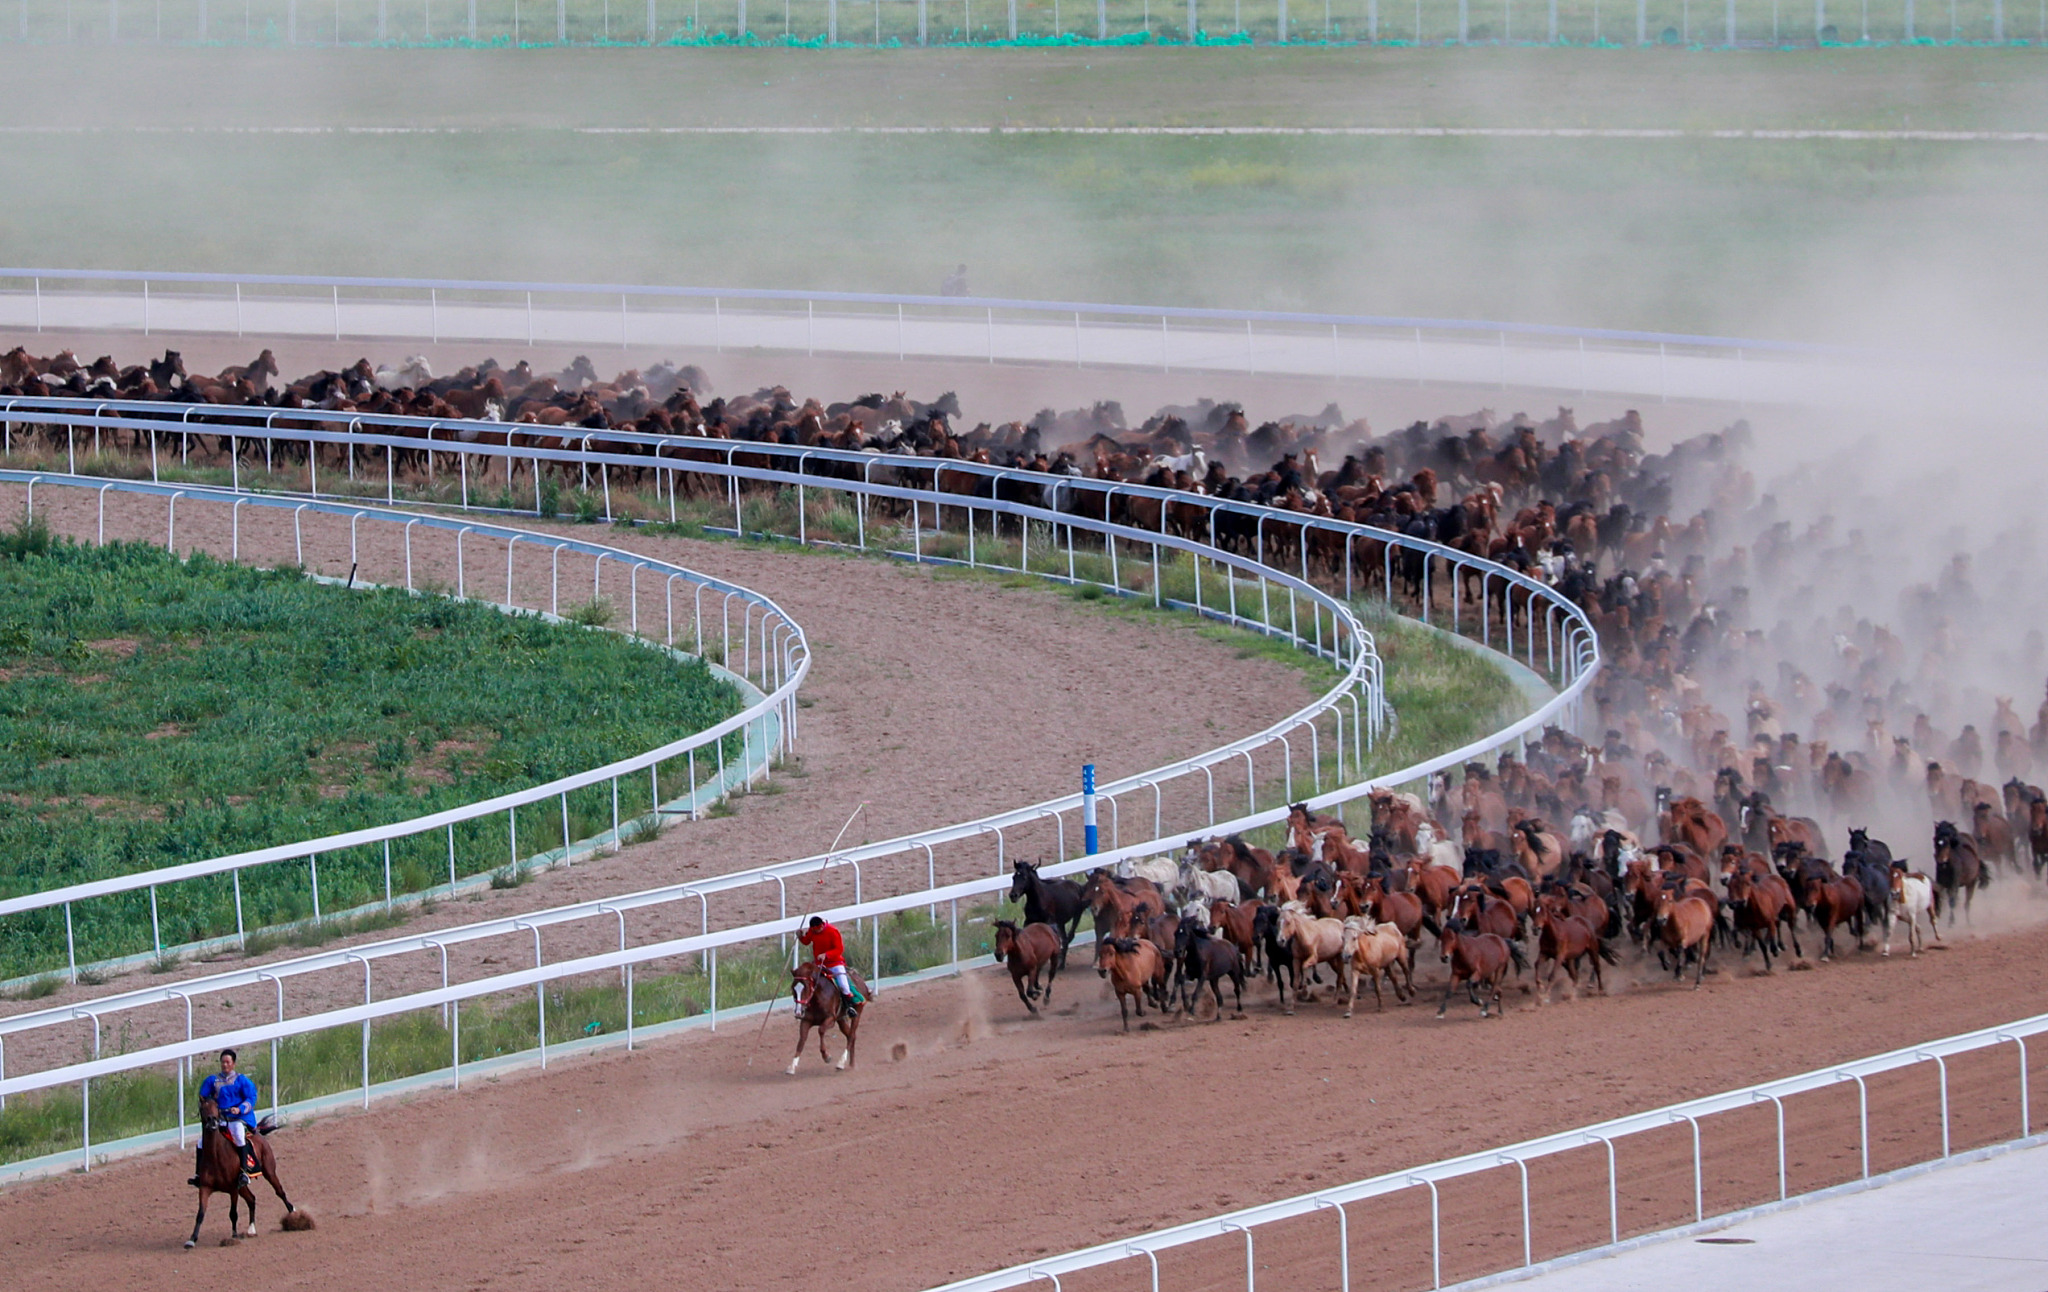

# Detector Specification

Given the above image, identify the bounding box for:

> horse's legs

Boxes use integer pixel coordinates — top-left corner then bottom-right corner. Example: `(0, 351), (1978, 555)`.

(243, 1186), (259, 1237)
(1436, 974), (1459, 1018)
(787, 1019), (811, 1075)
(1014, 971), (1037, 1014)
(836, 1015), (856, 1071)
(227, 1194), (240, 1242)
(1119, 992), (1131, 1031)
(1042, 958), (1057, 1007)
(187, 1187), (211, 1248)
(1694, 938), (1710, 989)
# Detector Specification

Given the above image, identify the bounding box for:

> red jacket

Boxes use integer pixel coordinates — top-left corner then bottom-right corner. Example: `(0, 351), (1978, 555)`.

(799, 921), (847, 968)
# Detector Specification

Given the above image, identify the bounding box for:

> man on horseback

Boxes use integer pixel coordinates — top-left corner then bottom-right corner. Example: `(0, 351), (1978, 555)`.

(192, 1048), (261, 1187)
(798, 915), (864, 1017)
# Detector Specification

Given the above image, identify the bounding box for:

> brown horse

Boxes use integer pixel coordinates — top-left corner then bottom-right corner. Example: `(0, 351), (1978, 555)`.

(1532, 895), (1615, 1003)
(1933, 821), (1988, 925)
(188, 1098), (308, 1248)
(1972, 800), (2017, 869)
(992, 919), (1064, 1015)
(1094, 936), (1171, 1030)
(1804, 869), (1867, 961)
(1435, 919), (1525, 1019)
(787, 960), (866, 1074)
(1724, 867), (1801, 970)
(1651, 890), (1716, 987)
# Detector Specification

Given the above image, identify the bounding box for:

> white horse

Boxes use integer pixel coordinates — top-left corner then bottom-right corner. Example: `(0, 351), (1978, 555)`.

(1116, 854), (1179, 889)
(1177, 862), (1242, 905)
(1885, 869), (1942, 958)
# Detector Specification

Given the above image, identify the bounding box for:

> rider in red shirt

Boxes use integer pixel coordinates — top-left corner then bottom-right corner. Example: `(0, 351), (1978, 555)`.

(799, 916), (864, 1011)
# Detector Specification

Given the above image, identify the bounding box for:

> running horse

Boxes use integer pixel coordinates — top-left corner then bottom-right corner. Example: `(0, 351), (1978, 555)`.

(787, 960), (867, 1074)
(188, 1096), (310, 1247)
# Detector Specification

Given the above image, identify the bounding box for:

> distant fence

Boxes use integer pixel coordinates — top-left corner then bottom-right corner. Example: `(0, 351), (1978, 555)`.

(0, 266), (1876, 409)
(1, 0), (2038, 46)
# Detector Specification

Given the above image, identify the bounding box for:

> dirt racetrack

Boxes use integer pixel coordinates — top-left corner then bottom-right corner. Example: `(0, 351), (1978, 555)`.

(5, 897), (2047, 1291)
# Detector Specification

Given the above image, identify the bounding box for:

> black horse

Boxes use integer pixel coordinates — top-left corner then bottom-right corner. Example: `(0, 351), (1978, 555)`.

(1175, 921), (1247, 1019)
(1009, 860), (1087, 967)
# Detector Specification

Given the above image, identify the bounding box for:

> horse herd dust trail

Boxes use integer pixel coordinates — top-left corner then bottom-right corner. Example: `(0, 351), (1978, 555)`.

(7, 902), (2048, 1291)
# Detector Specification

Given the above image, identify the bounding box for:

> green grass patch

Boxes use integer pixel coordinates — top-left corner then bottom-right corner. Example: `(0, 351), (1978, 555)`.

(0, 526), (743, 979)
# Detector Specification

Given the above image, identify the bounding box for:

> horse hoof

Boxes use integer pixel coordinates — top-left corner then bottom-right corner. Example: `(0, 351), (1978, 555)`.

(183, 1241), (196, 1250)
(834, 1054), (849, 1071)
(785, 1059), (800, 1076)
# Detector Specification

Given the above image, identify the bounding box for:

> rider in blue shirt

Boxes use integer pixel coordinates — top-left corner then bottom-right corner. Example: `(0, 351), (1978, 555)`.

(191, 1048), (261, 1186)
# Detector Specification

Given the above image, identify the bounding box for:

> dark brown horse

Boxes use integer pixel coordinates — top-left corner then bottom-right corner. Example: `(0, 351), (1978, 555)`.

(1435, 918), (1525, 1019)
(992, 919), (1064, 1015)
(188, 1097), (308, 1248)
(1532, 895), (1615, 1003)
(786, 960), (866, 1074)
(1933, 821), (1988, 926)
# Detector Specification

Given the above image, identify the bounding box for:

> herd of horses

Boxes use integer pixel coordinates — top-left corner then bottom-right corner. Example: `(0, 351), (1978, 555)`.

(8, 344), (2042, 1024)
(997, 778), (2017, 1030)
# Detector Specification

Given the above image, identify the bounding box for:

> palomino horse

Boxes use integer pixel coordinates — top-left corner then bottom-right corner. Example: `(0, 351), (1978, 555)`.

(1277, 902), (1346, 1014)
(1338, 916), (1412, 1016)
(787, 960), (866, 1074)
(992, 919), (1064, 1015)
(188, 1097), (309, 1248)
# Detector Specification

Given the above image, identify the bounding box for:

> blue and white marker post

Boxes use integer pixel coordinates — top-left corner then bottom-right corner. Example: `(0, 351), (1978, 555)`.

(1082, 763), (1099, 856)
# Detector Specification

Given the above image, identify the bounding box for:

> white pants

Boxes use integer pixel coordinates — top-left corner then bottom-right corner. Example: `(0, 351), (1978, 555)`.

(227, 1120), (247, 1148)
(828, 965), (853, 998)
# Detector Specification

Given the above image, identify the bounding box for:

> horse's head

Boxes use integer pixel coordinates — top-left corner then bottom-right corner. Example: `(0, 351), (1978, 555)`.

(991, 919), (1019, 959)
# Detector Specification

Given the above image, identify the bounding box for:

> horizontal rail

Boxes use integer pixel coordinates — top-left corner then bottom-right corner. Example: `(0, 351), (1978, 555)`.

(923, 1005), (2048, 1291)
(0, 265), (1837, 354)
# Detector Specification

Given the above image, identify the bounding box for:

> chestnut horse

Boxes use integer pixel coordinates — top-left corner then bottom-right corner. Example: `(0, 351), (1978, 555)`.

(1094, 935), (1171, 1030)
(788, 960), (866, 1074)
(992, 919), (1064, 1015)
(1434, 918), (1525, 1019)
(1532, 895), (1615, 1003)
(188, 1097), (308, 1248)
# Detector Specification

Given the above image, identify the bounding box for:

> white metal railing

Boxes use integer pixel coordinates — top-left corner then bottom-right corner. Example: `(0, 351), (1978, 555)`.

(922, 1009), (2046, 1292)
(0, 265), (1904, 407)
(0, 631), (1591, 1167)
(0, 407), (1596, 1174)
(0, 455), (1391, 1050)
(0, 475), (806, 979)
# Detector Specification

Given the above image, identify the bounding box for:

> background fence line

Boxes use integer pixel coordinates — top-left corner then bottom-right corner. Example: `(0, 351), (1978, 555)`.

(0, 264), (1975, 411)
(0, 0), (2038, 44)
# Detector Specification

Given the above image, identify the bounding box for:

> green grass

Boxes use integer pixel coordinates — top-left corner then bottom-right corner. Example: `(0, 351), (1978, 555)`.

(0, 902), (1010, 1166)
(0, 526), (743, 979)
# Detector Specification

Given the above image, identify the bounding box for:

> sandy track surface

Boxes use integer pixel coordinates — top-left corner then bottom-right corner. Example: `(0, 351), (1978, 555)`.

(5, 902), (2047, 1291)
(0, 485), (1318, 1066)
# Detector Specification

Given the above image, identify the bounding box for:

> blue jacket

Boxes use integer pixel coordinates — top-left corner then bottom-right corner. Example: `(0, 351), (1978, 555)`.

(200, 1072), (259, 1128)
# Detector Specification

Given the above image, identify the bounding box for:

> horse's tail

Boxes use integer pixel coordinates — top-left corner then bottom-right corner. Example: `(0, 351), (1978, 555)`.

(1419, 912), (1441, 938)
(1597, 939), (1620, 966)
(1507, 940), (1529, 975)
(256, 1115), (281, 1136)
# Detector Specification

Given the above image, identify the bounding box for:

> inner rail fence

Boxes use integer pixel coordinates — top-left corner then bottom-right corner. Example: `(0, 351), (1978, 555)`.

(0, 402), (1595, 1171)
(0, 265), (1967, 411)
(0, 0), (2039, 46)
(0, 412), (1404, 979)
(0, 473), (808, 979)
(0, 445), (1394, 1052)
(919, 1008), (2048, 1292)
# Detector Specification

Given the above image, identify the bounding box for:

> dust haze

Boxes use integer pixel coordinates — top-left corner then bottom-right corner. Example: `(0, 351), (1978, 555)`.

(6, 41), (2048, 874)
